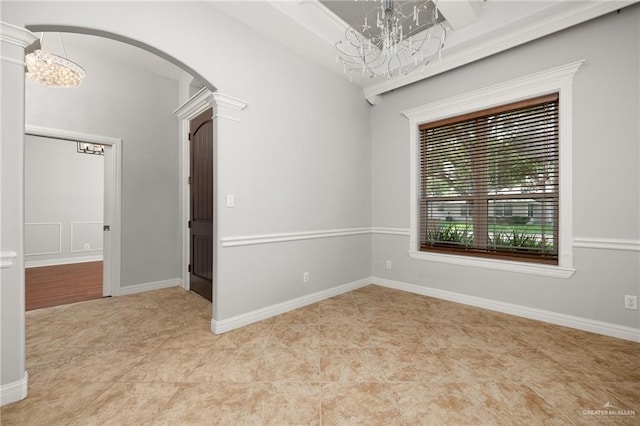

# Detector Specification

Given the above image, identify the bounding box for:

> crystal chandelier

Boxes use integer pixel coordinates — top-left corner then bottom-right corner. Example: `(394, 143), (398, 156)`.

(336, 0), (446, 79)
(25, 33), (86, 88)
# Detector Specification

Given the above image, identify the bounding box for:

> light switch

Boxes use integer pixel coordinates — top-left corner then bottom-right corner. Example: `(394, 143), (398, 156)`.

(226, 194), (235, 207)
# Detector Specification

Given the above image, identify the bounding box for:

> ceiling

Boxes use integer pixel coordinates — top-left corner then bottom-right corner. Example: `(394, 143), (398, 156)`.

(32, 1), (638, 102)
(211, 0), (638, 102)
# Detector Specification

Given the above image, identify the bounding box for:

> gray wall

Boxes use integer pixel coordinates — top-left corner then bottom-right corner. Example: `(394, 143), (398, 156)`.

(24, 135), (104, 265)
(24, 36), (181, 287)
(371, 6), (640, 329)
(5, 1), (635, 338)
(3, 1), (372, 323)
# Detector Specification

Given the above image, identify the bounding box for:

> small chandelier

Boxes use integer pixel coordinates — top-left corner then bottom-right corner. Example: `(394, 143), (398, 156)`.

(25, 33), (86, 88)
(336, 0), (446, 79)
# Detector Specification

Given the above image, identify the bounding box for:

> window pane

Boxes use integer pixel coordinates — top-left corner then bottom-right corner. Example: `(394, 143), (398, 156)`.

(487, 198), (557, 256)
(419, 94), (559, 264)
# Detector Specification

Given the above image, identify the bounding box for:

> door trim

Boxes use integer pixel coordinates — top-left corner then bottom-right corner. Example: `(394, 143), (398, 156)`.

(174, 88), (216, 293)
(25, 125), (122, 297)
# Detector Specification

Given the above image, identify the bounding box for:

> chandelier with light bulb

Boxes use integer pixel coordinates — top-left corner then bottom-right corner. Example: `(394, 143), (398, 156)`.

(336, 0), (446, 80)
(25, 33), (85, 88)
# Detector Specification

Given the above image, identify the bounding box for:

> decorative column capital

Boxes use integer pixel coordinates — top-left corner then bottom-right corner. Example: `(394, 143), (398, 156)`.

(174, 87), (248, 122)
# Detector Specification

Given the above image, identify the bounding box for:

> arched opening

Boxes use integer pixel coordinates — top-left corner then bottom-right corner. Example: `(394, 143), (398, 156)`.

(20, 27), (219, 307)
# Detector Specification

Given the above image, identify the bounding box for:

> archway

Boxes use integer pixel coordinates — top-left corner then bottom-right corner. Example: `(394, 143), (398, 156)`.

(0, 21), (236, 406)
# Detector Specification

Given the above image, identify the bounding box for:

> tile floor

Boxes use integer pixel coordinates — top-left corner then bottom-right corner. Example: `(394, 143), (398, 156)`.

(1, 285), (638, 425)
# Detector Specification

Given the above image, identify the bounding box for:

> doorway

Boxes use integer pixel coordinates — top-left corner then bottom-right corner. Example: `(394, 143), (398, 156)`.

(189, 108), (213, 301)
(24, 125), (122, 305)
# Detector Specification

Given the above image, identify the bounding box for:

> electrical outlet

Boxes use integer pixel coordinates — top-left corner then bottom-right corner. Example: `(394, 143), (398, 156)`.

(624, 295), (638, 310)
(83, 243), (90, 250)
(303, 272), (310, 283)
(385, 260), (392, 269)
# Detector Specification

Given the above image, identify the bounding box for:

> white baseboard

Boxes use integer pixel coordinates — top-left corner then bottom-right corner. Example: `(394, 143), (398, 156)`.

(1, 371), (28, 407)
(117, 278), (182, 296)
(212, 278), (371, 334)
(25, 255), (103, 268)
(373, 277), (640, 343)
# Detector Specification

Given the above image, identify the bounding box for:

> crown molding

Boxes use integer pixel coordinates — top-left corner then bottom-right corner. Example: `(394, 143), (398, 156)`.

(211, 92), (248, 112)
(364, 1), (635, 99)
(0, 21), (38, 49)
(174, 87), (248, 120)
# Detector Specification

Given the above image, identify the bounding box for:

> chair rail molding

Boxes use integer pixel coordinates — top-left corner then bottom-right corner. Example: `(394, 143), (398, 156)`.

(573, 237), (640, 252)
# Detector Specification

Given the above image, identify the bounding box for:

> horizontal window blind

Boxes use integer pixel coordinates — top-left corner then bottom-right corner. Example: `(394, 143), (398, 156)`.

(419, 94), (559, 264)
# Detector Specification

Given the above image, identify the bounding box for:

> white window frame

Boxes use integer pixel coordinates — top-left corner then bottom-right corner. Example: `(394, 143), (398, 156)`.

(402, 61), (584, 278)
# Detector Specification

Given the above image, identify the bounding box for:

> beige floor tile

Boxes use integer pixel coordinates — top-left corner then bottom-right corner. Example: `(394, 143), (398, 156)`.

(529, 381), (638, 424)
(214, 322), (273, 349)
(457, 382), (574, 425)
(57, 324), (130, 349)
(416, 324), (478, 348)
(69, 382), (180, 425)
(321, 382), (404, 425)
(266, 323), (319, 348)
(320, 348), (387, 382)
(0, 379), (112, 426)
(505, 323), (583, 350)
(187, 347), (266, 383)
(490, 347), (588, 383)
(318, 309), (364, 326)
(51, 346), (151, 383)
(119, 347), (209, 383)
(391, 381), (486, 425)
(539, 347), (632, 382)
(385, 290), (432, 309)
(5, 286), (639, 426)
(260, 347), (320, 382)
(158, 327), (220, 349)
(376, 347), (448, 382)
(433, 348), (514, 382)
(600, 382), (640, 410)
(152, 382), (250, 425)
(458, 325), (531, 348)
(237, 382), (320, 425)
(319, 322), (370, 348)
(366, 324), (422, 348)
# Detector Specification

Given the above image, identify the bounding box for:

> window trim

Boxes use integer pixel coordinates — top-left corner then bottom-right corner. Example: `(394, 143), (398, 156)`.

(402, 61), (584, 278)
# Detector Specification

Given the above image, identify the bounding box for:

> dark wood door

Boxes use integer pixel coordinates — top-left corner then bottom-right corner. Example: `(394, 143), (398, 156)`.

(189, 108), (213, 301)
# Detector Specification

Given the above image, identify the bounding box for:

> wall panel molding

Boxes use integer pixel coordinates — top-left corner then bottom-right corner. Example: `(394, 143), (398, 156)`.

(24, 222), (62, 256)
(70, 221), (103, 253)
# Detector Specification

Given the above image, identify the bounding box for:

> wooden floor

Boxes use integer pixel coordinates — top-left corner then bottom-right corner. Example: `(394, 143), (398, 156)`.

(25, 261), (103, 311)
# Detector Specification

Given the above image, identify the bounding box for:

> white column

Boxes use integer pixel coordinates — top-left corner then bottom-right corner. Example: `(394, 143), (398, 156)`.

(0, 21), (37, 406)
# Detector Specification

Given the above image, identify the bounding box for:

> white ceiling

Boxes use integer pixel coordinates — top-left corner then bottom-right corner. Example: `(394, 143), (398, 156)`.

(33, 1), (639, 101)
(211, 0), (638, 101)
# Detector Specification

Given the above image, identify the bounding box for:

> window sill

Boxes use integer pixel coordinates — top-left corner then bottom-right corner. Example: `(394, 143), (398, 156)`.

(408, 250), (575, 278)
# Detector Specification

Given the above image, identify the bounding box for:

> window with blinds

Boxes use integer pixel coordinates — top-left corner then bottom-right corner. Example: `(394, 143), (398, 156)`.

(419, 93), (559, 264)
